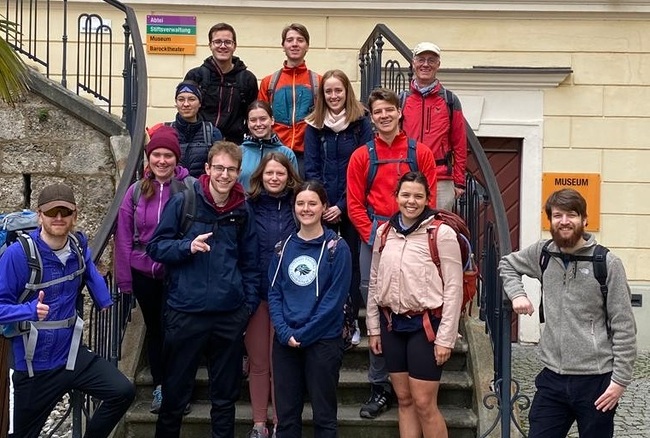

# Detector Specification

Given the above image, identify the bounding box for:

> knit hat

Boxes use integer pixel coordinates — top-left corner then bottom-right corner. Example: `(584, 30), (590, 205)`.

(175, 82), (202, 103)
(146, 125), (181, 161)
(38, 183), (77, 212)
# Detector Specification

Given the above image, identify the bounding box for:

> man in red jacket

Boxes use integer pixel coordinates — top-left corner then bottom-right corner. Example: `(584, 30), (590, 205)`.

(347, 88), (437, 419)
(401, 42), (467, 210)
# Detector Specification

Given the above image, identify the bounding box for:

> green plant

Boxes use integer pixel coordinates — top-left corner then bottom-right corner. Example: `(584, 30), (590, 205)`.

(37, 108), (49, 122)
(0, 15), (30, 105)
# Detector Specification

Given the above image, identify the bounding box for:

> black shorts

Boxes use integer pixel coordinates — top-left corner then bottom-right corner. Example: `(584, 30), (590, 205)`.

(379, 311), (444, 381)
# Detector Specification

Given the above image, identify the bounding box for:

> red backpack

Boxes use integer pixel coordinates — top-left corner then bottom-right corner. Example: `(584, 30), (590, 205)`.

(378, 209), (479, 323)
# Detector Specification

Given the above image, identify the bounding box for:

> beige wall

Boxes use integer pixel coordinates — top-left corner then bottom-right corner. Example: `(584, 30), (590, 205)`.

(15, 1), (650, 343)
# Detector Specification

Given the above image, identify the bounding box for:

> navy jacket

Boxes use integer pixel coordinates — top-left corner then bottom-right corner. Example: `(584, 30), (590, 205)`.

(147, 180), (260, 314)
(171, 113), (223, 178)
(268, 229), (351, 348)
(304, 116), (373, 213)
(248, 190), (297, 301)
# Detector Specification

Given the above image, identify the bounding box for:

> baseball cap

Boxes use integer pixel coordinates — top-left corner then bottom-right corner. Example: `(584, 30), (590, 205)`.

(413, 42), (441, 57)
(38, 183), (77, 212)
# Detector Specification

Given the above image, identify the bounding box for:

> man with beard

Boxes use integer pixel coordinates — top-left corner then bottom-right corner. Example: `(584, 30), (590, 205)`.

(185, 23), (258, 144)
(0, 183), (135, 437)
(499, 188), (636, 438)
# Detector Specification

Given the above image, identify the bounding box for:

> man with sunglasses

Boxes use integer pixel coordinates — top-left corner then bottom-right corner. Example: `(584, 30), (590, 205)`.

(401, 42), (468, 211)
(0, 183), (135, 438)
(185, 22), (258, 144)
(148, 141), (260, 438)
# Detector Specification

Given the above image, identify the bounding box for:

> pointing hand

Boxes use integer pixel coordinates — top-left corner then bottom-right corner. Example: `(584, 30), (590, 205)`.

(191, 232), (213, 254)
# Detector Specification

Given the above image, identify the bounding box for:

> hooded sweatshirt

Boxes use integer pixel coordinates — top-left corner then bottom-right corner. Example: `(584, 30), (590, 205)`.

(238, 133), (298, 191)
(185, 56), (258, 144)
(115, 166), (191, 292)
(267, 228), (351, 348)
(499, 234), (637, 387)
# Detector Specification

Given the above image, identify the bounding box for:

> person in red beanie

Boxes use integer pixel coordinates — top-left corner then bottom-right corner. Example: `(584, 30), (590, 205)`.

(115, 125), (192, 414)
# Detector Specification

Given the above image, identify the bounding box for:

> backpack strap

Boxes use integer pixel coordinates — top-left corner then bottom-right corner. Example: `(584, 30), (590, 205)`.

(203, 122), (214, 146)
(377, 223), (392, 254)
(16, 234), (42, 304)
(365, 140), (378, 198)
(267, 70), (283, 104)
(398, 89), (411, 110)
(591, 244), (610, 337)
(132, 180), (143, 248)
(406, 138), (418, 172)
(427, 220), (445, 284)
(178, 177), (197, 239)
(537, 239), (553, 324)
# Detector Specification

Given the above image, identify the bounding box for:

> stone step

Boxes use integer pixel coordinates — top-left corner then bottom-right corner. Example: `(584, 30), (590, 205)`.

(135, 367), (474, 409)
(125, 401), (478, 438)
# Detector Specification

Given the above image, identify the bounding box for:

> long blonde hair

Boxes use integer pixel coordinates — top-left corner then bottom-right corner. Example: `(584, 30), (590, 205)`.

(305, 69), (366, 129)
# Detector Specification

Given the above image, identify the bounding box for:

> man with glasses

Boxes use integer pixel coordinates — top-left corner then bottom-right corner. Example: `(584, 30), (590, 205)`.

(185, 22), (258, 144)
(148, 141), (260, 438)
(401, 42), (468, 210)
(0, 183), (135, 438)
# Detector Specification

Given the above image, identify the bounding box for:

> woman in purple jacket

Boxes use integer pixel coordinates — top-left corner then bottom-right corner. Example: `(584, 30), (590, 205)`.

(114, 126), (191, 414)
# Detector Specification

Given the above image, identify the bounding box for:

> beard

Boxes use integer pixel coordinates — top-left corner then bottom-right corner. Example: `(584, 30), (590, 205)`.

(550, 222), (584, 249)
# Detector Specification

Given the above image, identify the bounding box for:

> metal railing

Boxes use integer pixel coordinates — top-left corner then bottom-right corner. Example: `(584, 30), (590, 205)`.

(4, 0), (147, 437)
(359, 23), (529, 437)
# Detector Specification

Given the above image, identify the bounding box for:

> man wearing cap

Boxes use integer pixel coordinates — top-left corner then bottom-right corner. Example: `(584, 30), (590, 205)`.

(185, 22), (258, 144)
(401, 42), (468, 210)
(0, 183), (135, 438)
(166, 80), (223, 178)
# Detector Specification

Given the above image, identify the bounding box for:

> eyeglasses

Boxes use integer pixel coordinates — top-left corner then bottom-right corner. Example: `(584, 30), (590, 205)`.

(42, 207), (75, 218)
(210, 164), (239, 175)
(210, 39), (234, 48)
(414, 57), (438, 66)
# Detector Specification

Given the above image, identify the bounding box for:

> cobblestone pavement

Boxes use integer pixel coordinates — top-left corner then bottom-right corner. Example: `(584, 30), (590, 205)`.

(512, 344), (650, 437)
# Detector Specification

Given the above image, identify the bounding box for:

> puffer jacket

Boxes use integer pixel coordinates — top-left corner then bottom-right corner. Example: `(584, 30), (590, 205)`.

(304, 116), (373, 213)
(114, 166), (191, 292)
(499, 234), (637, 387)
(366, 215), (463, 348)
(170, 113), (223, 177)
(247, 190), (297, 300)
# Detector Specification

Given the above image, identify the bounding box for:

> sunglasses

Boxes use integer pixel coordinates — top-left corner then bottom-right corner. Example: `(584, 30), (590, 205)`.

(42, 207), (75, 218)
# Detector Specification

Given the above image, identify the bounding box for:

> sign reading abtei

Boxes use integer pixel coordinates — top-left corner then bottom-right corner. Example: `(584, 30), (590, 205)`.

(541, 173), (600, 231)
(146, 15), (196, 55)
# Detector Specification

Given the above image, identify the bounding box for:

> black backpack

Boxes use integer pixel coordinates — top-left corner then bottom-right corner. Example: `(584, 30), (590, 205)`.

(539, 240), (610, 337)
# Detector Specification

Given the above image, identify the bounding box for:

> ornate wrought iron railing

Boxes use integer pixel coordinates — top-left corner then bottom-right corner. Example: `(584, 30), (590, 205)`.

(4, 0), (147, 437)
(359, 23), (529, 437)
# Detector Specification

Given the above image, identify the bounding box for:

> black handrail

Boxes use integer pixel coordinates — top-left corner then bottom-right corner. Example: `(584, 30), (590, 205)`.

(359, 23), (526, 437)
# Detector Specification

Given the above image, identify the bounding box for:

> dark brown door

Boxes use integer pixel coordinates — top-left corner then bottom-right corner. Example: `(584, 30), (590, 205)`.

(467, 137), (522, 252)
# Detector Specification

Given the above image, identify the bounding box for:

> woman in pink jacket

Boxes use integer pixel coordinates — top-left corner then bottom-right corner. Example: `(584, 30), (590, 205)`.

(366, 171), (463, 438)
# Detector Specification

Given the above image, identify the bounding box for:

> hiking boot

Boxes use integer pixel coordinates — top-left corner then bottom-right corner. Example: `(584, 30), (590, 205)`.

(150, 385), (162, 414)
(359, 384), (392, 419)
(183, 402), (192, 415)
(246, 426), (269, 438)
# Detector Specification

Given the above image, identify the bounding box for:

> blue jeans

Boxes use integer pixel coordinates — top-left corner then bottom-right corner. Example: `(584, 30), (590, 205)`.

(529, 368), (616, 438)
(359, 242), (391, 391)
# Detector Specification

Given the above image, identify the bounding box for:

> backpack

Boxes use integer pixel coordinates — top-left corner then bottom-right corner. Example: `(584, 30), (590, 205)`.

(378, 210), (479, 341)
(164, 120), (214, 153)
(267, 69), (319, 111)
(399, 86), (455, 174)
(539, 240), (611, 337)
(131, 177), (197, 246)
(0, 230), (87, 376)
(0, 210), (39, 257)
(365, 138), (418, 198)
(271, 234), (356, 349)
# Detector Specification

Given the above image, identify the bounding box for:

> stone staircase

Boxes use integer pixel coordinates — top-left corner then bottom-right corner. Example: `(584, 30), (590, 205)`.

(123, 313), (478, 437)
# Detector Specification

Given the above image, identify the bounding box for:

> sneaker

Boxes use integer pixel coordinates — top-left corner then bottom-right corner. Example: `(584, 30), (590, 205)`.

(183, 402), (192, 415)
(359, 384), (392, 419)
(150, 385), (162, 414)
(351, 320), (361, 346)
(246, 426), (269, 438)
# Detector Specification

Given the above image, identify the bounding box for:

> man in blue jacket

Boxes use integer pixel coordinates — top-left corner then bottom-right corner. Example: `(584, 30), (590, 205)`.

(0, 183), (135, 438)
(148, 141), (260, 438)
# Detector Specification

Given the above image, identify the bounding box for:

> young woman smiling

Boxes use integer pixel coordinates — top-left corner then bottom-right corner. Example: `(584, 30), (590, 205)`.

(239, 100), (298, 191)
(267, 180), (352, 438)
(245, 153), (302, 438)
(366, 171), (463, 438)
(304, 69), (373, 346)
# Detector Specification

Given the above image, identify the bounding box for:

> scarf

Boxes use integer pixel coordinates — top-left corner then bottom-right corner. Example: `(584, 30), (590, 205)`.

(411, 79), (439, 97)
(198, 174), (246, 213)
(389, 207), (435, 237)
(323, 109), (349, 133)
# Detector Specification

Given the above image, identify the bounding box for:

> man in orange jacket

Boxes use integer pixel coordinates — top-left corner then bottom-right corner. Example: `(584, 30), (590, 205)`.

(258, 23), (321, 175)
